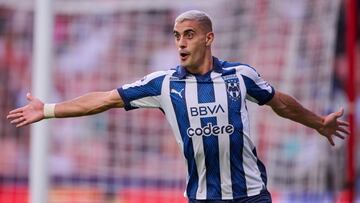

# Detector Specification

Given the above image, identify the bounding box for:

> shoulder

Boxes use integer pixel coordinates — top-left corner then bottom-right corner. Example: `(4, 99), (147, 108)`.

(122, 70), (174, 89)
(143, 70), (174, 81)
(140, 69), (177, 84)
(220, 60), (260, 78)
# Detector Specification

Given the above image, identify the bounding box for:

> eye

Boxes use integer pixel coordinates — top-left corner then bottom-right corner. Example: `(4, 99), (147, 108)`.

(174, 33), (180, 41)
(186, 32), (194, 39)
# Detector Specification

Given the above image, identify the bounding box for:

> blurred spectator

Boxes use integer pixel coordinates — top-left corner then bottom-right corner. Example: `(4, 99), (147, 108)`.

(0, 2), (358, 202)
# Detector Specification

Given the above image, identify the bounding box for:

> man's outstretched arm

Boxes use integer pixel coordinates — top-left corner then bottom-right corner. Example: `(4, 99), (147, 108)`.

(7, 89), (124, 127)
(266, 91), (350, 146)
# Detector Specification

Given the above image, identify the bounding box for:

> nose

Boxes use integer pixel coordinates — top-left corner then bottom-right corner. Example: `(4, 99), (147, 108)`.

(178, 37), (187, 49)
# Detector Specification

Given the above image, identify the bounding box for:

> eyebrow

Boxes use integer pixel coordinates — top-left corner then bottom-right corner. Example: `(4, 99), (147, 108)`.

(173, 28), (196, 35)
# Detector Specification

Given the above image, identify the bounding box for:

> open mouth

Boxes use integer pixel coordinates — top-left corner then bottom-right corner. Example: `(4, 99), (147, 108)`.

(180, 52), (190, 60)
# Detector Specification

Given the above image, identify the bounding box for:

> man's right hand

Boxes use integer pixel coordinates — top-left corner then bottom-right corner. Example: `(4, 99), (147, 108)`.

(7, 93), (45, 127)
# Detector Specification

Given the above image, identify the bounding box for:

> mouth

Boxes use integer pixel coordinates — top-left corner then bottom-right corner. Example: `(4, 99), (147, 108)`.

(179, 51), (190, 61)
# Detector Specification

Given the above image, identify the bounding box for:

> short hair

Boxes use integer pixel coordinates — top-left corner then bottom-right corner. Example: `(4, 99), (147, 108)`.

(175, 10), (213, 32)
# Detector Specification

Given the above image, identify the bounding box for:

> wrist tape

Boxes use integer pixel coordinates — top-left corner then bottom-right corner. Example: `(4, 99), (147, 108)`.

(43, 103), (56, 118)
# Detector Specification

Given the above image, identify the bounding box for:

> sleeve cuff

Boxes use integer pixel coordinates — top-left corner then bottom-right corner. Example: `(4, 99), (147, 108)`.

(258, 86), (275, 106)
(117, 88), (138, 111)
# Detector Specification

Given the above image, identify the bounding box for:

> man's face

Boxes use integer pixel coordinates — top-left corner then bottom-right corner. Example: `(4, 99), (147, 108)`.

(173, 20), (211, 69)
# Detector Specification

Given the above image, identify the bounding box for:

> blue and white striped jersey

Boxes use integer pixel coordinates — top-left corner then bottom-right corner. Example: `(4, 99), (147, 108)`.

(117, 57), (275, 200)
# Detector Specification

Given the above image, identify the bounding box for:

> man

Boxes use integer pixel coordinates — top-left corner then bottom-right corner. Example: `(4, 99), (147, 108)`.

(7, 10), (349, 202)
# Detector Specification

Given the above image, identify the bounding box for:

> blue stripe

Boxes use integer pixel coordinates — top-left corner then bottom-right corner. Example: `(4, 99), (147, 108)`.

(169, 80), (198, 198)
(201, 116), (221, 199)
(241, 75), (274, 105)
(221, 70), (247, 197)
(252, 148), (268, 186)
(196, 74), (221, 198)
(196, 75), (215, 104)
(189, 189), (272, 203)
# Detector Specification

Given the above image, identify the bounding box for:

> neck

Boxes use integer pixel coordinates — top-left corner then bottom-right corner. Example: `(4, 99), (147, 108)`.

(186, 52), (213, 75)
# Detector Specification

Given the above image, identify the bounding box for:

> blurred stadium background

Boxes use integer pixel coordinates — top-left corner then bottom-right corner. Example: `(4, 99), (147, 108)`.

(0, 0), (359, 202)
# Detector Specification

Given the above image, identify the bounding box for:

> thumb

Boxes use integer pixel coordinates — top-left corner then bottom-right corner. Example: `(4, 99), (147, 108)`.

(327, 136), (335, 146)
(336, 107), (344, 118)
(26, 92), (33, 101)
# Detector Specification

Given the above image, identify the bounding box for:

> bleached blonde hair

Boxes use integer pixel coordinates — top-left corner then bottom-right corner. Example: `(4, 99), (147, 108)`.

(175, 10), (213, 32)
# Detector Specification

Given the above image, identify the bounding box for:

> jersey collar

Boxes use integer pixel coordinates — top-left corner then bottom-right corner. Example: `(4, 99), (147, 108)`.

(174, 56), (223, 79)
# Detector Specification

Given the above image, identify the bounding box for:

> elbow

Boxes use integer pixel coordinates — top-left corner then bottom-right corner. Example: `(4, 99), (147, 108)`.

(271, 104), (302, 120)
(272, 106), (291, 118)
(268, 91), (299, 119)
(85, 91), (118, 115)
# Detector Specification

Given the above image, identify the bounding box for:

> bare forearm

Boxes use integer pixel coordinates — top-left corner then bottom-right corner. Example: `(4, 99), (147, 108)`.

(267, 91), (350, 145)
(268, 92), (324, 130)
(54, 90), (123, 118)
(6, 90), (123, 127)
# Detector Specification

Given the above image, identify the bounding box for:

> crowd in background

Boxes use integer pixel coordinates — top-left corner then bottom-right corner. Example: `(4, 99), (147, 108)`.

(0, 0), (359, 201)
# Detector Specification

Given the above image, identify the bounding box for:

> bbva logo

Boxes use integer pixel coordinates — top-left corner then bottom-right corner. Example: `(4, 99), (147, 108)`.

(189, 104), (225, 117)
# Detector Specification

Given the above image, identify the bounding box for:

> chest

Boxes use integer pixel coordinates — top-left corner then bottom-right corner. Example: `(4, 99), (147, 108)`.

(168, 75), (246, 124)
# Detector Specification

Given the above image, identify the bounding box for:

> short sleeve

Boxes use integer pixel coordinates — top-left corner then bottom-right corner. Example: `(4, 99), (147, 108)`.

(240, 66), (275, 105)
(117, 71), (166, 110)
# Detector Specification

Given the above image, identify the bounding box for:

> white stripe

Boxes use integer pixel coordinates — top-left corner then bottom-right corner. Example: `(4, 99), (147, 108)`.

(130, 95), (161, 108)
(242, 139), (263, 196)
(185, 75), (207, 199)
(237, 71), (264, 196)
(160, 74), (189, 196)
(161, 74), (184, 152)
(212, 72), (233, 199)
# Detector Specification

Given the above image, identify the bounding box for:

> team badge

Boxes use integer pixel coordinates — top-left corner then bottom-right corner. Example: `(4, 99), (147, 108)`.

(227, 81), (240, 98)
(223, 75), (241, 100)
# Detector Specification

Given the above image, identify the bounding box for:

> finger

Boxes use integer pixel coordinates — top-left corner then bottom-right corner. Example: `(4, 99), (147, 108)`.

(26, 92), (33, 101)
(16, 120), (29, 128)
(337, 126), (350, 135)
(334, 132), (345, 139)
(7, 113), (23, 119)
(327, 136), (335, 146)
(10, 117), (25, 124)
(9, 107), (24, 115)
(338, 120), (349, 126)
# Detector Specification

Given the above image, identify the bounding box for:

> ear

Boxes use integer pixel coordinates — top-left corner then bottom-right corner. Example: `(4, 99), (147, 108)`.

(205, 32), (214, 47)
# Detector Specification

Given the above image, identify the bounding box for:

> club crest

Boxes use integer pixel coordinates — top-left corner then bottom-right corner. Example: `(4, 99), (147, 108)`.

(224, 77), (241, 100)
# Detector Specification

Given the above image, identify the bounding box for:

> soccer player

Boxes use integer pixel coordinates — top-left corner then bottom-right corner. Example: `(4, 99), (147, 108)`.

(7, 10), (349, 203)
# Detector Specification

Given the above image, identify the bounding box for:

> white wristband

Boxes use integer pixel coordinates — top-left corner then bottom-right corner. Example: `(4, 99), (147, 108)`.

(43, 103), (56, 118)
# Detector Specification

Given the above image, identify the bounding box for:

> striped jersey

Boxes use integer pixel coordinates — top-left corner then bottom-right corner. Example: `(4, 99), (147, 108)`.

(117, 57), (275, 200)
